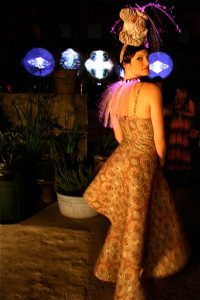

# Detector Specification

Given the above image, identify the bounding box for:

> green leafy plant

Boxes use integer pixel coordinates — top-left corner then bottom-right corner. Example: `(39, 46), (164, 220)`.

(51, 119), (95, 196)
(0, 129), (22, 165)
(55, 160), (94, 196)
(92, 128), (118, 157)
(0, 129), (23, 178)
(13, 92), (56, 155)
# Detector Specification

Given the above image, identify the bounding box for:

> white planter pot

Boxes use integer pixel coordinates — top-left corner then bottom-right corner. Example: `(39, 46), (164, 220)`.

(56, 192), (98, 219)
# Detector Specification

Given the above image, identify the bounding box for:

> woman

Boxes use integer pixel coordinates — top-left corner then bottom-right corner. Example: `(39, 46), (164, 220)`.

(165, 85), (196, 171)
(84, 5), (190, 300)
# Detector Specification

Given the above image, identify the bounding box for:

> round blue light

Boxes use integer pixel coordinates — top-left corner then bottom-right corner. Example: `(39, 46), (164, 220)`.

(23, 48), (55, 77)
(149, 52), (173, 79)
(59, 48), (81, 70)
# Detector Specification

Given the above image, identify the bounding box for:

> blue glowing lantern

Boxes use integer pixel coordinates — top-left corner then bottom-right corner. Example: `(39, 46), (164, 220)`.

(114, 64), (124, 79)
(85, 50), (114, 80)
(59, 48), (81, 70)
(23, 48), (55, 77)
(149, 52), (173, 79)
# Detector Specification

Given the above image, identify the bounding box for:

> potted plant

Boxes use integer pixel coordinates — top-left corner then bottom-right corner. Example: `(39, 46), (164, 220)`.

(12, 90), (57, 212)
(0, 87), (59, 222)
(0, 129), (27, 223)
(13, 91), (56, 156)
(55, 160), (97, 219)
(51, 122), (98, 219)
(0, 129), (22, 180)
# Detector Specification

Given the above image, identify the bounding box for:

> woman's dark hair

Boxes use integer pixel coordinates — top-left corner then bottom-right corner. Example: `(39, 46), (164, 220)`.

(121, 45), (148, 65)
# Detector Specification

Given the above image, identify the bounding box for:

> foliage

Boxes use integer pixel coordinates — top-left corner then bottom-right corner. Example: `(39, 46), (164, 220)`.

(13, 92), (57, 155)
(51, 120), (95, 196)
(50, 124), (81, 165)
(0, 129), (23, 179)
(92, 128), (118, 157)
(55, 160), (94, 196)
(0, 129), (22, 166)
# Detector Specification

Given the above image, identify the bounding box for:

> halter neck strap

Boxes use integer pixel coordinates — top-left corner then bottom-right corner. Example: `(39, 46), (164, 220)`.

(133, 83), (143, 115)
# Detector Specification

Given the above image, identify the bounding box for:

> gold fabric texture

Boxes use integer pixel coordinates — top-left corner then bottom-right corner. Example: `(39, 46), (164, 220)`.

(84, 116), (190, 300)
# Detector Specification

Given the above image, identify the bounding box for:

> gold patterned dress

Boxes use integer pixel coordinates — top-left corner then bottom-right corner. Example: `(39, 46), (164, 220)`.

(83, 92), (191, 299)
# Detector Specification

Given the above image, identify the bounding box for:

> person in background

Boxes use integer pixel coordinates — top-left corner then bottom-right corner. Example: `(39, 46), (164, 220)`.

(83, 4), (191, 300)
(150, 77), (172, 137)
(165, 83), (196, 172)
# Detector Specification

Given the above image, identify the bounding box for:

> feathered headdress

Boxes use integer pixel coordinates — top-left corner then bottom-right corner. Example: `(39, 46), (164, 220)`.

(111, 2), (181, 63)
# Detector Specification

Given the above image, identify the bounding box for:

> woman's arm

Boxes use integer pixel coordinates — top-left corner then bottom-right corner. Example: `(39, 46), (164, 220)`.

(163, 105), (172, 116)
(178, 99), (195, 117)
(148, 84), (166, 166)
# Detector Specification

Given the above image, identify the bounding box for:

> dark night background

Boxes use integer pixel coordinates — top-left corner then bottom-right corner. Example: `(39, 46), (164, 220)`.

(0, 0), (200, 105)
(0, 4), (200, 295)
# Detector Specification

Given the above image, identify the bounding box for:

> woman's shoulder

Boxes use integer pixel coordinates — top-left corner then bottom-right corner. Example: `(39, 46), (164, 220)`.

(141, 82), (161, 90)
(139, 82), (162, 98)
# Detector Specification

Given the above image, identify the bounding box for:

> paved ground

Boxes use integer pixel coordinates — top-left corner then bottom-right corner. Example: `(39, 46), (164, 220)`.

(1, 157), (200, 299)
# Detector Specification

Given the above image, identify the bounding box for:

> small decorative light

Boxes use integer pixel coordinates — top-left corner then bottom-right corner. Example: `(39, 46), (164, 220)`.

(85, 50), (114, 80)
(59, 48), (81, 70)
(114, 64), (124, 79)
(23, 48), (55, 77)
(149, 52), (173, 79)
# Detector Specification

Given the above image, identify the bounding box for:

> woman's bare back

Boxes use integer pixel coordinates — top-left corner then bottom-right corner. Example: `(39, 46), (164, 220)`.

(116, 82), (151, 119)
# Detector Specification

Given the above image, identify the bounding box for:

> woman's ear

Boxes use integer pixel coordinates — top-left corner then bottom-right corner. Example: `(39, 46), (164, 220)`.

(123, 62), (129, 71)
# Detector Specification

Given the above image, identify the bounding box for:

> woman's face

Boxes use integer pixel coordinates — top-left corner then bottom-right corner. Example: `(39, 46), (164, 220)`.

(174, 88), (187, 108)
(124, 49), (149, 78)
(175, 88), (187, 101)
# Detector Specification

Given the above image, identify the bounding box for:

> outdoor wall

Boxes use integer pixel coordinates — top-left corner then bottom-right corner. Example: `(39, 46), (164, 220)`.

(1, 92), (88, 158)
